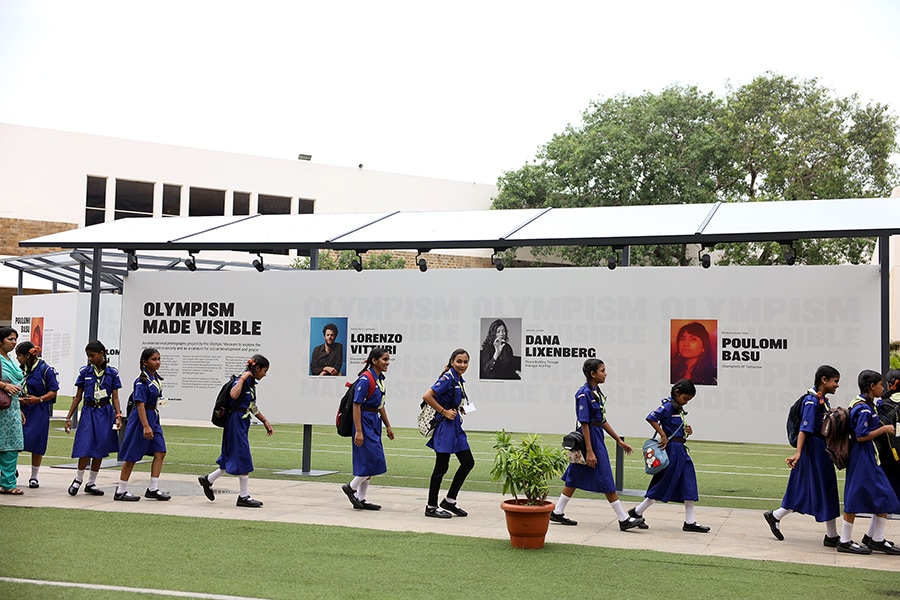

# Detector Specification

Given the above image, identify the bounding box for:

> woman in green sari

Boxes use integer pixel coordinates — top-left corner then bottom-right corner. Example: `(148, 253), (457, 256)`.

(0, 326), (25, 494)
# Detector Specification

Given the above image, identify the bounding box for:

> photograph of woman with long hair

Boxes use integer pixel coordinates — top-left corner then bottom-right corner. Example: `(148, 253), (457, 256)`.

(479, 318), (521, 380)
(670, 320), (717, 386)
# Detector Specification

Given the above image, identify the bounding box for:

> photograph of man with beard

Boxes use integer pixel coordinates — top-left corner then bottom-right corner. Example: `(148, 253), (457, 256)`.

(310, 319), (347, 376)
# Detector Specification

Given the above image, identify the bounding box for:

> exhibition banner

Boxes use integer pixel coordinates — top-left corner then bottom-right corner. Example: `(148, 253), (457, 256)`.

(12, 292), (122, 396)
(119, 266), (880, 444)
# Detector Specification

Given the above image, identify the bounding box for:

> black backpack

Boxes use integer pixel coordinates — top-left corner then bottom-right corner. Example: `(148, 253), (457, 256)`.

(786, 393), (809, 447)
(211, 375), (239, 427)
(336, 371), (375, 437)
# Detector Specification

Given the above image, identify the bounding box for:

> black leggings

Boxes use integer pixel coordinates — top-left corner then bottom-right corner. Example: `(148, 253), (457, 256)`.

(428, 449), (475, 507)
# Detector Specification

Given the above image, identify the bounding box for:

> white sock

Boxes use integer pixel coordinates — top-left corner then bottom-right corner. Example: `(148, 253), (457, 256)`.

(357, 478), (370, 501)
(148, 477), (159, 492)
(866, 516), (878, 538)
(873, 515), (887, 543)
(609, 500), (627, 521)
(349, 476), (366, 492)
(117, 480), (129, 494)
(636, 497), (655, 514)
(443, 497), (457, 504)
(840, 518), (853, 544)
(554, 493), (571, 514)
(685, 500), (696, 524)
(207, 468), (225, 484)
(773, 507), (792, 520)
(239, 475), (250, 497)
(75, 469), (85, 483)
(87, 470), (99, 485)
(31, 466), (40, 480)
(825, 519), (838, 537)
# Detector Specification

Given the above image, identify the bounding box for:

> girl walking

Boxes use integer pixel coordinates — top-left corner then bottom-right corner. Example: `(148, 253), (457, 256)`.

(115, 348), (168, 502)
(342, 347), (394, 511)
(64, 340), (123, 496)
(629, 379), (710, 533)
(549, 358), (644, 530)
(16, 342), (59, 489)
(421, 348), (475, 518)
(763, 365), (841, 545)
(198, 355), (274, 507)
(0, 327), (25, 495)
(837, 370), (900, 554)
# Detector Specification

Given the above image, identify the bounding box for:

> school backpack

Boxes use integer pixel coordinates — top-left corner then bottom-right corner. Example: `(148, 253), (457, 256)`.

(336, 371), (376, 437)
(211, 375), (239, 427)
(786, 394), (809, 448)
(821, 406), (851, 470)
(875, 400), (900, 466)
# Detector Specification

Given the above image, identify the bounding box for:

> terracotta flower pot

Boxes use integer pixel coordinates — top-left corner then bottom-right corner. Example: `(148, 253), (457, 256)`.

(500, 499), (555, 549)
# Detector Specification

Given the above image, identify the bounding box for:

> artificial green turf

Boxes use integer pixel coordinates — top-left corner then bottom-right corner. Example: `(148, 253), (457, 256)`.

(1, 506), (894, 600)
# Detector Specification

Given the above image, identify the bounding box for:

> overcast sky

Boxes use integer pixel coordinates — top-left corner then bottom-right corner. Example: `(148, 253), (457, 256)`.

(1, 0), (899, 184)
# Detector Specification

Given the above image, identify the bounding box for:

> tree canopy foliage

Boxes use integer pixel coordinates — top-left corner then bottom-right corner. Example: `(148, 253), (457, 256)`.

(493, 73), (899, 266)
(291, 250), (405, 270)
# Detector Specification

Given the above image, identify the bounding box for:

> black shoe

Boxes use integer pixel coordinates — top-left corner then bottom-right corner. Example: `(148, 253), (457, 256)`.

(83, 483), (104, 496)
(628, 508), (649, 529)
(67, 479), (82, 496)
(425, 506), (452, 518)
(440, 499), (468, 517)
(619, 516), (645, 531)
(236, 495), (263, 508)
(113, 491), (140, 502)
(836, 540), (872, 554)
(144, 488), (171, 501)
(866, 538), (900, 555)
(357, 500), (381, 511)
(683, 521), (711, 533)
(28, 478), (39, 489)
(763, 510), (783, 540)
(861, 533), (871, 545)
(823, 535), (840, 547)
(342, 483), (362, 509)
(550, 512), (578, 526)
(198, 475), (215, 501)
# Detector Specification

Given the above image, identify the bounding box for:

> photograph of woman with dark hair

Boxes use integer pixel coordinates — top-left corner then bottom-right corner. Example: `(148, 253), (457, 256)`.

(670, 321), (717, 386)
(480, 318), (520, 380)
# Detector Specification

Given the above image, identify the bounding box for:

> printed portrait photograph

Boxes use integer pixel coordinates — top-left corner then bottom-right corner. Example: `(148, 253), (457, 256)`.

(309, 317), (348, 377)
(479, 317), (522, 380)
(670, 319), (718, 386)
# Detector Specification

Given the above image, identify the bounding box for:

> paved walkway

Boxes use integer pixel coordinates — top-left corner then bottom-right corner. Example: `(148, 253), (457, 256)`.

(3, 464), (899, 572)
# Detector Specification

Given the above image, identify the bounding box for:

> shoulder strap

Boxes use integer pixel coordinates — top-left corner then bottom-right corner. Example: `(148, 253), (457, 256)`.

(363, 371), (376, 399)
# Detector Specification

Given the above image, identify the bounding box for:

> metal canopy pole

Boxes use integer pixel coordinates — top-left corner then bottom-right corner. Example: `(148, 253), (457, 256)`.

(89, 249), (101, 341)
(880, 236), (891, 376)
(276, 248), (337, 477)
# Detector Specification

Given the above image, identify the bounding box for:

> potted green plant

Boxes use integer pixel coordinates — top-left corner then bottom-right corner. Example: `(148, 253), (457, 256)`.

(490, 429), (568, 548)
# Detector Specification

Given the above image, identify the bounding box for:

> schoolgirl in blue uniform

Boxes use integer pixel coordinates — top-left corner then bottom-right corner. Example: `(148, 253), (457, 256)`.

(550, 358), (644, 530)
(629, 379), (710, 533)
(421, 348), (475, 518)
(838, 370), (900, 555)
(342, 347), (394, 511)
(876, 369), (900, 505)
(115, 348), (169, 502)
(198, 355), (274, 508)
(64, 340), (123, 496)
(763, 365), (841, 545)
(15, 342), (59, 489)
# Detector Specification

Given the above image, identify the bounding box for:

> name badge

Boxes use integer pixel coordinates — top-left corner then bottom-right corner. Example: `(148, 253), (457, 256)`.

(96, 389), (109, 400)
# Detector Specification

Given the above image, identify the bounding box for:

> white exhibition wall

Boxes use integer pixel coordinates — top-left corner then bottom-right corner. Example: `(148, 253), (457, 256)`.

(117, 266), (880, 445)
(12, 292), (122, 396)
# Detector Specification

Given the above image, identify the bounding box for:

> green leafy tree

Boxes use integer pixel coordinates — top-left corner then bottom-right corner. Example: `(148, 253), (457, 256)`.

(494, 74), (899, 266)
(291, 250), (405, 270)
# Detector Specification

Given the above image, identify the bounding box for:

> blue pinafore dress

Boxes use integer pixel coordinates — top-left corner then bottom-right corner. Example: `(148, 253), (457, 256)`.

(426, 369), (470, 454)
(21, 359), (59, 455)
(351, 368), (387, 477)
(71, 364), (122, 458)
(644, 398), (698, 503)
(560, 383), (615, 493)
